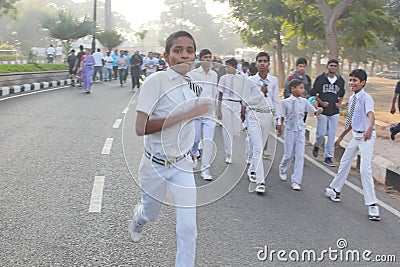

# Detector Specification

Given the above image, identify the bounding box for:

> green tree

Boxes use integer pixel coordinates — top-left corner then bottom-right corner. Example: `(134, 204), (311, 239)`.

(40, 10), (93, 53)
(97, 30), (124, 51)
(135, 30), (148, 49)
(0, 0), (19, 18)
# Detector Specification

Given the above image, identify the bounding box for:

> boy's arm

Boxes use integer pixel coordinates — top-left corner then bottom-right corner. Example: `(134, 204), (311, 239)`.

(135, 103), (210, 136)
(334, 126), (352, 148)
(217, 91), (223, 120)
(390, 92), (398, 114)
(363, 111), (375, 141)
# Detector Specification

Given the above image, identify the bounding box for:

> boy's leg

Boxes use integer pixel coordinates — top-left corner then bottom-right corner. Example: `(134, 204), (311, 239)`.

(247, 113), (264, 183)
(358, 135), (378, 205)
(280, 130), (295, 174)
(168, 160), (197, 267)
(329, 137), (359, 192)
(314, 114), (328, 148)
(291, 130), (306, 185)
(201, 119), (216, 172)
(221, 106), (233, 158)
(191, 119), (202, 158)
(325, 114), (339, 159)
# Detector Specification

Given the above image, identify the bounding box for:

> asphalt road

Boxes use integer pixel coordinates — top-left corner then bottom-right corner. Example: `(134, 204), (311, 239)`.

(1, 80), (399, 267)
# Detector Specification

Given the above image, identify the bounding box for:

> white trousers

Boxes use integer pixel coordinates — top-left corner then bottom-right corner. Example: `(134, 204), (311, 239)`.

(133, 154), (197, 267)
(247, 111), (273, 183)
(314, 114), (339, 158)
(330, 131), (377, 206)
(191, 118), (216, 173)
(280, 129), (306, 185)
(221, 101), (242, 158)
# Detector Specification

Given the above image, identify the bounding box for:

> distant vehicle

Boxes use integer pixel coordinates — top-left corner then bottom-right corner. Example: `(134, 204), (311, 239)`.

(375, 70), (400, 79)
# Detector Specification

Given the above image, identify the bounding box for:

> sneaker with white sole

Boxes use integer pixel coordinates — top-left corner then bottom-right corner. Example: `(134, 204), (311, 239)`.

(128, 221), (143, 242)
(291, 183), (301, 191)
(279, 165), (287, 181)
(248, 172), (256, 183)
(312, 146), (319, 157)
(255, 183), (266, 193)
(368, 205), (381, 221)
(225, 157), (232, 164)
(201, 172), (213, 181)
(324, 157), (335, 167)
(325, 187), (341, 202)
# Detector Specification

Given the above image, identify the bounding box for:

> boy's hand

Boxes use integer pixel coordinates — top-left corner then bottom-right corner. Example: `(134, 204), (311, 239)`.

(276, 125), (282, 137)
(261, 85), (268, 95)
(364, 128), (373, 141)
(390, 106), (396, 114)
(315, 107), (323, 116)
(334, 137), (343, 148)
(321, 101), (329, 107)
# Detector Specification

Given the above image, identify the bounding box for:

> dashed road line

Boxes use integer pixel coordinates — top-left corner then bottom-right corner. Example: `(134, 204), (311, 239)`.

(113, 119), (122, 129)
(122, 107), (129, 114)
(88, 176), (105, 213)
(101, 138), (114, 154)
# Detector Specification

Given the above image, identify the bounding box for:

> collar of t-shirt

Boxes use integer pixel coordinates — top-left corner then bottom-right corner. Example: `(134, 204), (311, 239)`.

(327, 75), (338, 84)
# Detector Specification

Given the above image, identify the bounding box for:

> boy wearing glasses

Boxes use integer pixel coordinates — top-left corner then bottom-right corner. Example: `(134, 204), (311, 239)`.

(310, 59), (345, 167)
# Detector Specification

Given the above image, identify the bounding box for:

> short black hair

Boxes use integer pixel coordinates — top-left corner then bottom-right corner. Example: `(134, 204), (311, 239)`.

(225, 58), (237, 68)
(349, 69), (367, 82)
(256, 52), (270, 62)
(296, 57), (307, 66)
(327, 59), (339, 66)
(289, 79), (304, 90)
(242, 61), (250, 67)
(165, 31), (196, 55)
(199, 48), (212, 59)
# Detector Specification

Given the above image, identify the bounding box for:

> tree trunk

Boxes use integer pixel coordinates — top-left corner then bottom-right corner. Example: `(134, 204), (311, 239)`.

(276, 33), (285, 87)
(370, 61), (375, 77)
(315, 0), (354, 60)
(105, 0), (112, 31)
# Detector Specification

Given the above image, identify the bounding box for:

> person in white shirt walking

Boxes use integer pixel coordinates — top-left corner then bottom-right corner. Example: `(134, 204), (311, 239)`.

(279, 79), (322, 191)
(92, 48), (104, 82)
(103, 51), (113, 81)
(190, 49), (218, 180)
(325, 69), (381, 221)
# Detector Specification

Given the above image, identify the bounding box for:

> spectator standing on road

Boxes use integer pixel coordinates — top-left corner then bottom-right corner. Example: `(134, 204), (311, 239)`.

(128, 30), (210, 267)
(325, 69), (381, 221)
(66, 50), (77, 87)
(389, 80), (400, 140)
(279, 79), (323, 191)
(130, 50), (143, 89)
(116, 50), (128, 86)
(46, 44), (55, 63)
(190, 48), (218, 181)
(144, 52), (159, 77)
(240, 61), (250, 77)
(103, 51), (114, 82)
(92, 48), (104, 82)
(112, 49), (119, 80)
(310, 59), (345, 167)
(80, 48), (95, 93)
(124, 50), (131, 82)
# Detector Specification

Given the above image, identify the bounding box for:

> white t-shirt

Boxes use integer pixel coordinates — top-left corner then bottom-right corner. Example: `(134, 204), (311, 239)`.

(56, 46), (63, 56)
(46, 47), (55, 55)
(93, 51), (104, 66)
(145, 57), (159, 74)
(136, 68), (198, 157)
(103, 55), (113, 68)
(191, 66), (218, 118)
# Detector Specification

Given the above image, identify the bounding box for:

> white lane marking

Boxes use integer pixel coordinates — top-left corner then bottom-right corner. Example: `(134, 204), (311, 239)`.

(89, 176), (105, 213)
(0, 86), (69, 102)
(101, 138), (113, 154)
(122, 108), (129, 114)
(112, 119), (122, 129)
(274, 135), (400, 219)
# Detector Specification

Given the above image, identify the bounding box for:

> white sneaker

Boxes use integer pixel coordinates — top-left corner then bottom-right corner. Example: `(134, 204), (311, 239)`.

(291, 182), (301, 191)
(279, 165), (287, 181)
(201, 172), (213, 181)
(248, 172), (256, 183)
(368, 205), (381, 221)
(325, 187), (341, 202)
(128, 221), (142, 242)
(225, 157), (232, 164)
(255, 183), (266, 193)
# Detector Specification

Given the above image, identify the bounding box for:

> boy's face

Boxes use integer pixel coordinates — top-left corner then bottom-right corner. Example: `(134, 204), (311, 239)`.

(242, 65), (249, 72)
(296, 63), (306, 75)
(164, 36), (196, 68)
(256, 56), (270, 73)
(291, 83), (305, 97)
(349, 76), (365, 93)
(327, 62), (338, 74)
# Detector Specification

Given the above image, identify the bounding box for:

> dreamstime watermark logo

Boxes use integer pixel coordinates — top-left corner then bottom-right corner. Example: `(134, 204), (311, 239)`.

(257, 238), (397, 263)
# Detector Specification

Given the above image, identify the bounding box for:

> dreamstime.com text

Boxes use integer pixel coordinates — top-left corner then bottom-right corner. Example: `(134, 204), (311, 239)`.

(257, 239), (396, 263)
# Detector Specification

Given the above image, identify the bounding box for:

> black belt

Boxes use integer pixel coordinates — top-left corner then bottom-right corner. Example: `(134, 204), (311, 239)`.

(144, 150), (189, 166)
(223, 99), (241, 102)
(354, 129), (375, 133)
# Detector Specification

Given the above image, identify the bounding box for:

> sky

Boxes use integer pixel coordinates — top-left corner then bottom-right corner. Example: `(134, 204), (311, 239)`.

(102, 0), (230, 31)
